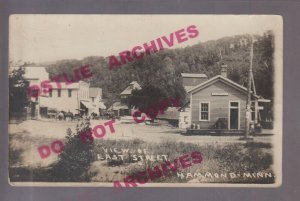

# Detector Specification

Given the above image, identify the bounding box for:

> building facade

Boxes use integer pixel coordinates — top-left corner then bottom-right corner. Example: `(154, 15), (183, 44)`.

(89, 87), (106, 115)
(23, 66), (103, 119)
(109, 81), (142, 117)
(23, 67), (49, 119)
(181, 73), (208, 92)
(188, 76), (251, 130)
(179, 73), (208, 129)
(186, 64), (265, 131)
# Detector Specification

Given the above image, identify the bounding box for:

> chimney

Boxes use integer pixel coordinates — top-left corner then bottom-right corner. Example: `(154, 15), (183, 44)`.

(221, 63), (227, 78)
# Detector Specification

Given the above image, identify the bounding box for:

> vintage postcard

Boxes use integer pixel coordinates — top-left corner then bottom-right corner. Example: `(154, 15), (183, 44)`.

(8, 15), (283, 187)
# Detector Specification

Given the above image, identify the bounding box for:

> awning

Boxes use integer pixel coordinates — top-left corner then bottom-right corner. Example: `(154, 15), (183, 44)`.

(99, 102), (106, 109)
(80, 101), (94, 109)
(108, 105), (129, 111)
(108, 101), (129, 111)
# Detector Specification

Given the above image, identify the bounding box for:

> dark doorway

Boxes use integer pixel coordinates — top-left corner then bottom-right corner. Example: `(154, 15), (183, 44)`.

(80, 102), (88, 116)
(40, 107), (48, 118)
(30, 102), (38, 119)
(229, 101), (239, 129)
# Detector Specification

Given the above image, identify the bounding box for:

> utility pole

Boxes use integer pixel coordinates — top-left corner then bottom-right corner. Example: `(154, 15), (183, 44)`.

(245, 37), (254, 138)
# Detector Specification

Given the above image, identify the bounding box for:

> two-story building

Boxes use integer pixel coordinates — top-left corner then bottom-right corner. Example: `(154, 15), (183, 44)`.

(39, 81), (91, 117)
(23, 66), (49, 119)
(108, 81), (141, 117)
(23, 66), (103, 119)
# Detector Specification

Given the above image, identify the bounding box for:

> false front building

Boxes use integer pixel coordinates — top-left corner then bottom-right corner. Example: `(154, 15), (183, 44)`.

(39, 81), (97, 117)
(23, 66), (104, 119)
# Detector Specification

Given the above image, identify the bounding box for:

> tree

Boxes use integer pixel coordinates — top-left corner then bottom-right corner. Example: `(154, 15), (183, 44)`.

(9, 67), (30, 118)
(128, 83), (185, 117)
(51, 118), (94, 182)
(253, 31), (274, 100)
(128, 85), (167, 111)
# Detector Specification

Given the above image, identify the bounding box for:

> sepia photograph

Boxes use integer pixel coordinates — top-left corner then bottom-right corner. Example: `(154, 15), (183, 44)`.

(8, 15), (283, 187)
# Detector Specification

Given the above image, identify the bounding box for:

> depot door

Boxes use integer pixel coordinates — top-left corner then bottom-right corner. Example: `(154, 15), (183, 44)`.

(229, 101), (239, 130)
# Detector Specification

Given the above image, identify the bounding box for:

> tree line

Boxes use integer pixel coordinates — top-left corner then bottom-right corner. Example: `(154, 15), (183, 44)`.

(10, 31), (274, 113)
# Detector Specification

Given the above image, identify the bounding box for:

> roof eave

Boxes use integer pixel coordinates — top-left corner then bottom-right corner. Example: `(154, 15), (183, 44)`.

(188, 75), (260, 98)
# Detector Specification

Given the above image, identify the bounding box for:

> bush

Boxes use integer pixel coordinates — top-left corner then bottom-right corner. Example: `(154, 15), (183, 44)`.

(51, 118), (94, 182)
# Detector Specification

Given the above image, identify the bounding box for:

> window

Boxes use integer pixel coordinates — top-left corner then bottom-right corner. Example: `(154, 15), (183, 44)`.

(49, 89), (52, 97)
(184, 116), (189, 124)
(199, 102), (209, 121)
(251, 101), (255, 121)
(92, 97), (95, 102)
(31, 89), (39, 101)
(33, 90), (39, 102)
(57, 89), (61, 97)
(68, 89), (72, 97)
(230, 102), (239, 107)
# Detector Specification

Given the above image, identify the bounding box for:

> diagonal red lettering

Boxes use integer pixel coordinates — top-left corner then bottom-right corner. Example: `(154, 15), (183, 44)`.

(161, 33), (174, 47)
(165, 159), (179, 173)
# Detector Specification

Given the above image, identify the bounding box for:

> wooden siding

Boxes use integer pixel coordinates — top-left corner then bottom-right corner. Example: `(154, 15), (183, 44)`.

(191, 80), (247, 130)
(183, 77), (207, 87)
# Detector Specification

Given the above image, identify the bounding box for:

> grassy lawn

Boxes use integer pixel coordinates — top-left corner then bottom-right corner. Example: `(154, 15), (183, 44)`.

(90, 139), (274, 184)
(9, 136), (275, 184)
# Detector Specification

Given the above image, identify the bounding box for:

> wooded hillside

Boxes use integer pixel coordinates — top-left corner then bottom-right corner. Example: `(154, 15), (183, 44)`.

(44, 31), (274, 108)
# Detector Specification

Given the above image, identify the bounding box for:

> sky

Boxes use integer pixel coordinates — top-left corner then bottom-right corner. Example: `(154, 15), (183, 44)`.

(9, 15), (282, 63)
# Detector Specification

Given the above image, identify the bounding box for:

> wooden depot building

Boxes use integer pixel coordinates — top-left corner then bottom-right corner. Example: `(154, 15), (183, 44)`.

(183, 64), (269, 134)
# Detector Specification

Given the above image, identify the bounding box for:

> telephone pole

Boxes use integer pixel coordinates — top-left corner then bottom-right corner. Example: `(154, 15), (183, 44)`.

(245, 37), (254, 138)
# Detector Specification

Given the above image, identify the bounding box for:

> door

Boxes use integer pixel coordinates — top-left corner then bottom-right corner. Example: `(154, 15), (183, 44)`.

(229, 101), (239, 129)
(40, 107), (48, 118)
(30, 102), (38, 119)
